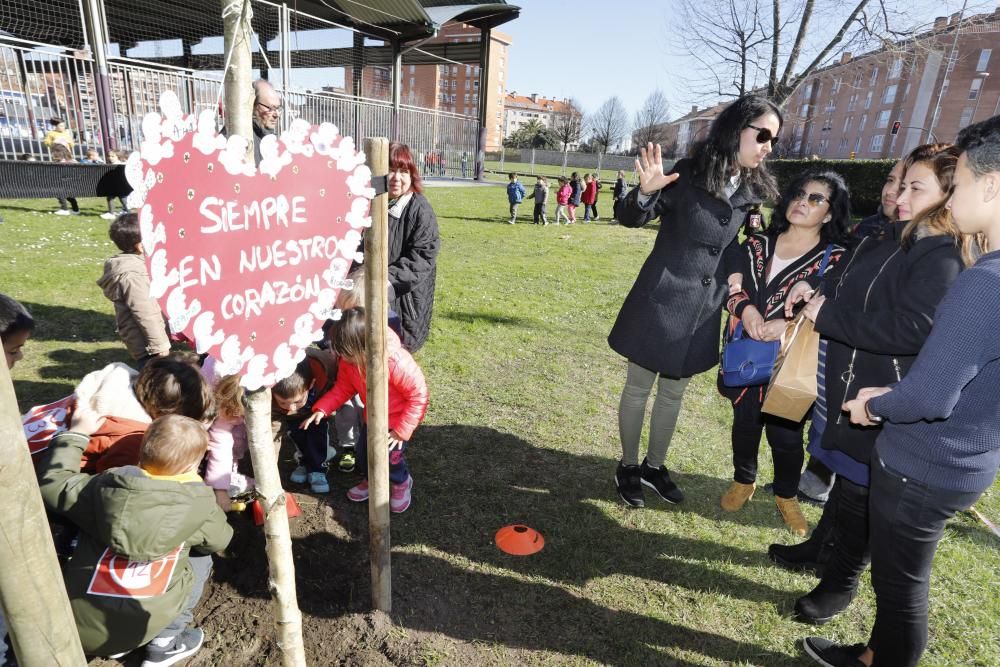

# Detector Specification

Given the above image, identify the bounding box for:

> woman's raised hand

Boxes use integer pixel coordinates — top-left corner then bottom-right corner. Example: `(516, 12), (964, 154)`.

(636, 143), (679, 195)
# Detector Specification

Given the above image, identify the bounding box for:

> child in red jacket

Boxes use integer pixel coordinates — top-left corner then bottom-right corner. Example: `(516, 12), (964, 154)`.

(581, 173), (598, 222)
(303, 307), (429, 513)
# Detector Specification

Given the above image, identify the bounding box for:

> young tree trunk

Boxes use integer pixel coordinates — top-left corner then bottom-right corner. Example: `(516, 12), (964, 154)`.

(0, 362), (87, 666)
(223, 0), (254, 161)
(225, 1), (306, 664)
(243, 389), (306, 666)
(363, 137), (392, 612)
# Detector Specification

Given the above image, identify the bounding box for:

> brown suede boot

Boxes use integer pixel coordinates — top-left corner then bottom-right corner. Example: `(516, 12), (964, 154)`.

(776, 496), (809, 537)
(720, 481), (756, 511)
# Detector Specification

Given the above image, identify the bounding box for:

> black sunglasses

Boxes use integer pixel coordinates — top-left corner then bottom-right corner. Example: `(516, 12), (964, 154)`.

(747, 124), (779, 148)
(792, 189), (829, 207)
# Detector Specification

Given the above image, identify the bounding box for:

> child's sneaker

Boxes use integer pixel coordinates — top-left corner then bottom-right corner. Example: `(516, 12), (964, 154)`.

(141, 627), (204, 667)
(347, 480), (369, 502)
(289, 465), (307, 484)
(308, 472), (329, 494)
(53, 209), (71, 216)
(390, 476), (413, 513)
(100, 211), (116, 220)
(337, 451), (356, 473)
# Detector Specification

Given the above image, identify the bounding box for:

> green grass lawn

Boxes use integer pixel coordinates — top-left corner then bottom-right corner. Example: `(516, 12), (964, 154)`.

(2, 190), (998, 666)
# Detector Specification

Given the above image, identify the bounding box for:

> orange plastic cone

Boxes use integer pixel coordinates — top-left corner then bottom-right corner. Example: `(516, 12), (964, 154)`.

(495, 524), (544, 555)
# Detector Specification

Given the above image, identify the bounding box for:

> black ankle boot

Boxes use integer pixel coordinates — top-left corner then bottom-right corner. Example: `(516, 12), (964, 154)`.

(768, 539), (824, 577)
(793, 586), (855, 625)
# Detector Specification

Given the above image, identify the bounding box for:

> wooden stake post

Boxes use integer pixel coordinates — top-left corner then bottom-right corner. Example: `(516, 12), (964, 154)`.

(224, 1), (305, 664)
(0, 361), (87, 666)
(363, 137), (392, 612)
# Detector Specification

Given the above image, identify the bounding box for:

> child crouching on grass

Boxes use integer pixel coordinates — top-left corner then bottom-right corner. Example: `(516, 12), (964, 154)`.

(205, 374), (254, 511)
(271, 350), (337, 494)
(302, 307), (429, 513)
(38, 412), (232, 663)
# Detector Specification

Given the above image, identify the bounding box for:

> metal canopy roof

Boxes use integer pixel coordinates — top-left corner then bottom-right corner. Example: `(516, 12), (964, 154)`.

(0, 0), (519, 47)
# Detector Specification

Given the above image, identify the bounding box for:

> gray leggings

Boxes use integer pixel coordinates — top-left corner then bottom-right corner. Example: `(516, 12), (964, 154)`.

(618, 362), (691, 468)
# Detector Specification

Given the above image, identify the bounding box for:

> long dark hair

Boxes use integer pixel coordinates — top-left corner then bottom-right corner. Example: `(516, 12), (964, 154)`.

(689, 94), (782, 201)
(767, 171), (852, 246)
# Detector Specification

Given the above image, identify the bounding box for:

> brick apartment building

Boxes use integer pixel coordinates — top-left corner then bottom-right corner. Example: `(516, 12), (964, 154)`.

(656, 8), (1000, 160)
(344, 22), (511, 151)
(502, 93), (581, 148)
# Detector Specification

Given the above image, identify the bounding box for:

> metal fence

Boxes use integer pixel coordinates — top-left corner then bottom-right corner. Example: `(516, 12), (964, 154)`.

(0, 0), (481, 177)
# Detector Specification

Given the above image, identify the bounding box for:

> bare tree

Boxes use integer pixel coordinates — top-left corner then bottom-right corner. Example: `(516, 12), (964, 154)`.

(552, 98), (586, 152)
(671, 0), (919, 106)
(632, 89), (672, 149)
(590, 96), (630, 154)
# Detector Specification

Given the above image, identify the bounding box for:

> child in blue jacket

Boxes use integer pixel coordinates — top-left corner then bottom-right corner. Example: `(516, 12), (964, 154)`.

(507, 173), (526, 225)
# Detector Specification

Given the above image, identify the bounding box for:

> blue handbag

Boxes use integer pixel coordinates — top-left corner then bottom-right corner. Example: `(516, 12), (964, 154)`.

(722, 321), (780, 387)
(721, 244), (834, 387)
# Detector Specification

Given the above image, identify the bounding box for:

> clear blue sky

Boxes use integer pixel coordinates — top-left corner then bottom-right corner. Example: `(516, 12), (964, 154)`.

(503, 0), (986, 123)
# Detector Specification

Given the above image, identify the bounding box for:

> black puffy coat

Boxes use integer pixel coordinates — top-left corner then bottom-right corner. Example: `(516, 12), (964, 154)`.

(815, 224), (965, 463)
(388, 193), (440, 352)
(608, 158), (763, 377)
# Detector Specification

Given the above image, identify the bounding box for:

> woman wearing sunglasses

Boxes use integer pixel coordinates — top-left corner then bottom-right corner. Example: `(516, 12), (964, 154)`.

(718, 172), (851, 535)
(773, 143), (977, 627)
(609, 94), (781, 508)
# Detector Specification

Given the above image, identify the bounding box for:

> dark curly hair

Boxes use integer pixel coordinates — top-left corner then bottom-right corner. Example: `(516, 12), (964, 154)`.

(689, 94), (783, 201)
(766, 171), (853, 246)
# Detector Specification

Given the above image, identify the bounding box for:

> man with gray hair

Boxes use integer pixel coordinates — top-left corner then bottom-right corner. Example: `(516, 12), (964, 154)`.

(251, 79), (281, 164)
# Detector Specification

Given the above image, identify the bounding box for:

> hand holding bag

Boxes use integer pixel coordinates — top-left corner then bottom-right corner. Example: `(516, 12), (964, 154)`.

(721, 244), (834, 388)
(761, 313), (821, 422)
(721, 320), (780, 387)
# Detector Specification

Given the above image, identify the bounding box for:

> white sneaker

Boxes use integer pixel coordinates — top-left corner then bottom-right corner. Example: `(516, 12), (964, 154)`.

(53, 209), (71, 216)
(100, 212), (116, 220)
(69, 210), (80, 216)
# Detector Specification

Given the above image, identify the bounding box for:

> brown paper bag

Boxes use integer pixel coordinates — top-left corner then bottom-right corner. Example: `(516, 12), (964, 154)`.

(762, 314), (819, 422)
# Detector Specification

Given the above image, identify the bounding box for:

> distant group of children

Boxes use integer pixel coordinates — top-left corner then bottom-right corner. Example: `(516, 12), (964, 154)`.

(0, 206), (431, 661)
(38, 116), (129, 219)
(506, 170), (630, 225)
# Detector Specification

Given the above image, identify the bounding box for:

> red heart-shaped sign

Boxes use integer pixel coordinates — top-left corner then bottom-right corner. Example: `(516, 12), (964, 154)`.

(126, 92), (374, 389)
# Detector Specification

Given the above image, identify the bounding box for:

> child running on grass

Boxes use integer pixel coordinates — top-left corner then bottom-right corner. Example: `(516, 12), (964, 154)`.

(506, 172), (526, 224)
(302, 307), (429, 513)
(554, 176), (571, 225)
(527, 175), (549, 225)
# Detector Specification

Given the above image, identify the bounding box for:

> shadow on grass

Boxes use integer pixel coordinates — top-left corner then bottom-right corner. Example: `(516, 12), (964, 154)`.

(440, 310), (535, 327)
(12, 379), (75, 410)
(23, 302), (119, 343)
(269, 423), (801, 663)
(401, 426), (790, 600)
(38, 346), (131, 381)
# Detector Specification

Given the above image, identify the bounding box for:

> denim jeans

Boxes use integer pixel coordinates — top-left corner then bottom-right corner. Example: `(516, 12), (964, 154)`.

(356, 423), (410, 484)
(154, 555), (212, 641)
(868, 456), (982, 667)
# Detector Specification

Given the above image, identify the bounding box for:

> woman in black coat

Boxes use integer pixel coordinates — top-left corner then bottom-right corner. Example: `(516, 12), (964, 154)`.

(386, 143), (440, 352)
(772, 144), (973, 626)
(609, 94), (782, 508)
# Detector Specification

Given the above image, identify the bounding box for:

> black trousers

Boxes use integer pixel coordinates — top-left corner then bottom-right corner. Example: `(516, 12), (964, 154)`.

(868, 456), (981, 667)
(814, 475), (871, 596)
(730, 387), (805, 498)
(532, 203), (547, 224)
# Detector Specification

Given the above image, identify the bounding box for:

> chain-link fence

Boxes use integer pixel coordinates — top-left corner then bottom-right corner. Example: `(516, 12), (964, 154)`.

(0, 0), (481, 173)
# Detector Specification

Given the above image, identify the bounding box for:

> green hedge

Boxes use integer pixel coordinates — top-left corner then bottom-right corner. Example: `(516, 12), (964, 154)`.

(767, 159), (895, 216)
